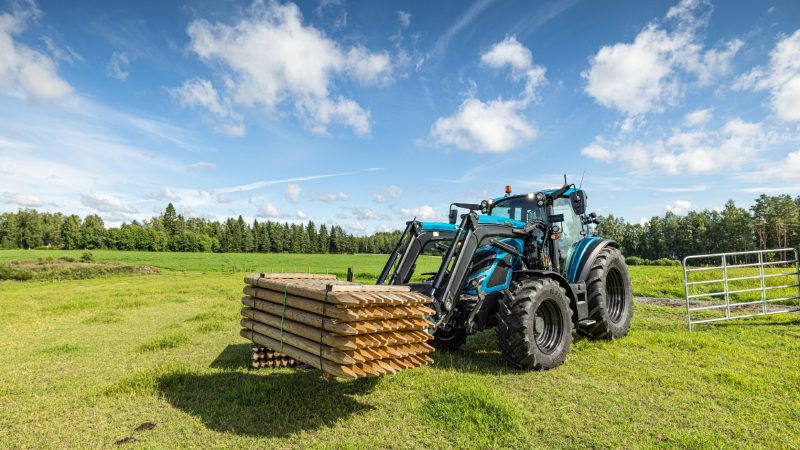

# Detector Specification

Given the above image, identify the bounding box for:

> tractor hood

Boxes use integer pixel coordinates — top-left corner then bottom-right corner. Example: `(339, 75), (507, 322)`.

(419, 222), (458, 232)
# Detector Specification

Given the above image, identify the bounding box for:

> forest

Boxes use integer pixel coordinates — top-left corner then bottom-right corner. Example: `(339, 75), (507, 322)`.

(1, 194), (799, 259)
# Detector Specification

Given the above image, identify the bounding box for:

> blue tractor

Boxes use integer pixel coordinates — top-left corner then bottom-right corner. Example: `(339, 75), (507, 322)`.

(378, 181), (632, 370)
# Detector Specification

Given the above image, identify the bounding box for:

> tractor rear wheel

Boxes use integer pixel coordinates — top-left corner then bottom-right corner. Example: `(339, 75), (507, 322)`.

(578, 246), (633, 340)
(496, 278), (572, 370)
(432, 327), (467, 352)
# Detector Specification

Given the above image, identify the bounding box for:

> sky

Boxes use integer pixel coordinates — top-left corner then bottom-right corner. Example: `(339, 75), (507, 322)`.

(1, 0), (800, 234)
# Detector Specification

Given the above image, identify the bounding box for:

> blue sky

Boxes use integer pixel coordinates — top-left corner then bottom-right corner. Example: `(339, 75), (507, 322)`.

(1, 0), (800, 234)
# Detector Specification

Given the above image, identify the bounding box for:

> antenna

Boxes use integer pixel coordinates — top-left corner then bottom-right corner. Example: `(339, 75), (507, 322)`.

(563, 173), (567, 186)
(578, 171), (586, 190)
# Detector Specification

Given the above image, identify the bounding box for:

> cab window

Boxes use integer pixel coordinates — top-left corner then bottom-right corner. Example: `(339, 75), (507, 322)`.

(490, 197), (544, 223)
(552, 197), (584, 264)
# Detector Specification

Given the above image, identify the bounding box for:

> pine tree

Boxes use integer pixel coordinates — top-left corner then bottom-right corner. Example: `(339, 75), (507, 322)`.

(318, 224), (329, 253)
(162, 203), (178, 237)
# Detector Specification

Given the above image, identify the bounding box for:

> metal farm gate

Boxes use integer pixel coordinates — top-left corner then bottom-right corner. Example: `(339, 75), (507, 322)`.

(682, 248), (800, 331)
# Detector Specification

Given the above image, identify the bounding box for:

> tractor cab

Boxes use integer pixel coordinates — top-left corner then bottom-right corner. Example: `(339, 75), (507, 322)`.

(481, 186), (591, 276)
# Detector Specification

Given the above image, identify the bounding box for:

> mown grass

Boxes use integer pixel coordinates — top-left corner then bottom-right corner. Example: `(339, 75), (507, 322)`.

(0, 250), (798, 447)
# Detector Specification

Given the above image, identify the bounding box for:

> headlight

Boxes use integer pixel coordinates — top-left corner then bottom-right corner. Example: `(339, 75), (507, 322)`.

(480, 200), (490, 214)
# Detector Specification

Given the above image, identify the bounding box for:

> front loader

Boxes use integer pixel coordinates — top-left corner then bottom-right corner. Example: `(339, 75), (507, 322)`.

(389, 182), (633, 370)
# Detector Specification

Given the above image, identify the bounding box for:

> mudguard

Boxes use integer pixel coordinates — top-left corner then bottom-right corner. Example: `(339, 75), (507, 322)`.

(565, 237), (620, 283)
(512, 270), (576, 303)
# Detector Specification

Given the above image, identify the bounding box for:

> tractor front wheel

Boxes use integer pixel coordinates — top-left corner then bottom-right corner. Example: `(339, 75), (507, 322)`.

(496, 278), (572, 370)
(578, 246), (633, 340)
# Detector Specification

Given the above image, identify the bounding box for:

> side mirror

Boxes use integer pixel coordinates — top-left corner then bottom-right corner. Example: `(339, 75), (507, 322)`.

(448, 209), (458, 224)
(570, 190), (586, 215)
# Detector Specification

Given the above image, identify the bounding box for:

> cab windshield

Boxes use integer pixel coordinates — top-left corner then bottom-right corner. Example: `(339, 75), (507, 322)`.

(490, 196), (545, 223)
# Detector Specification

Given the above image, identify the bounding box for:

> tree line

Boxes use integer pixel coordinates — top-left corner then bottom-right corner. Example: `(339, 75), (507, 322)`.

(0, 203), (403, 254)
(597, 195), (800, 260)
(2, 195), (799, 259)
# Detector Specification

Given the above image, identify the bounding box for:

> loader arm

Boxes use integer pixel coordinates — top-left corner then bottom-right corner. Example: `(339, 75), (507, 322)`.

(430, 212), (525, 325)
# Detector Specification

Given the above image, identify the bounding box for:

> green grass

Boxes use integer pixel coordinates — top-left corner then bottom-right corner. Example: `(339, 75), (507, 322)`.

(0, 250), (799, 447)
(0, 249), (437, 278)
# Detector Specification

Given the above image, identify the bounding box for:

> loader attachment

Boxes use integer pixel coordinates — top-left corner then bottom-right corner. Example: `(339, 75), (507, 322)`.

(377, 220), (457, 286)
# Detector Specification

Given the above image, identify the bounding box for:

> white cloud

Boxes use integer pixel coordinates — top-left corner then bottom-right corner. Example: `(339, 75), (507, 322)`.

(432, 0), (494, 58)
(151, 186), (181, 202)
(353, 208), (382, 220)
(387, 185), (403, 198)
(187, 161), (217, 172)
(81, 193), (135, 213)
(183, 1), (392, 136)
(285, 183), (301, 203)
(665, 199), (693, 215)
(2, 191), (43, 207)
(0, 2), (73, 102)
(583, 0), (741, 116)
(582, 117), (770, 175)
(580, 143), (614, 162)
(319, 192), (349, 202)
(216, 194), (232, 204)
(400, 205), (438, 221)
(257, 202), (281, 218)
(295, 210), (308, 220)
(346, 221), (367, 235)
(429, 36), (545, 152)
(430, 98), (537, 153)
(683, 107), (712, 126)
(733, 29), (800, 122)
(170, 78), (245, 137)
(753, 149), (800, 183)
(372, 185), (403, 203)
(215, 170), (363, 194)
(481, 36), (532, 71)
(653, 185), (706, 192)
(480, 36), (548, 102)
(105, 51), (131, 81)
(40, 36), (82, 65)
(396, 11), (411, 28)
(346, 46), (392, 85)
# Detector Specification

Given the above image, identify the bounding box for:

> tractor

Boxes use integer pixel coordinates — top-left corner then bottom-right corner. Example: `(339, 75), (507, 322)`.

(379, 181), (633, 370)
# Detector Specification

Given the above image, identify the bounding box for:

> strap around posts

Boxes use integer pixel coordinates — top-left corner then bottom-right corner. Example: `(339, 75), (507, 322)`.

(279, 283), (288, 352)
(320, 290), (328, 373)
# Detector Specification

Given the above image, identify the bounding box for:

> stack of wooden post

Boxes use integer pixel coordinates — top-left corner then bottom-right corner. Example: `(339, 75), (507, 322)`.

(240, 273), (435, 379)
(250, 344), (299, 368)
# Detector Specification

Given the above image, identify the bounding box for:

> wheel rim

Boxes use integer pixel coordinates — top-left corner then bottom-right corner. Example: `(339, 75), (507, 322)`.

(533, 298), (564, 354)
(606, 267), (626, 323)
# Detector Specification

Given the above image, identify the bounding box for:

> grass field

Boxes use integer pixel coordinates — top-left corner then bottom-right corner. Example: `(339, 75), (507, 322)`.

(1, 249), (799, 448)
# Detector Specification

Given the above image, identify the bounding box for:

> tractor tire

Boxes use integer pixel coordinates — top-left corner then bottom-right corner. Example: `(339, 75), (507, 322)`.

(496, 278), (572, 370)
(578, 246), (633, 340)
(431, 327), (467, 352)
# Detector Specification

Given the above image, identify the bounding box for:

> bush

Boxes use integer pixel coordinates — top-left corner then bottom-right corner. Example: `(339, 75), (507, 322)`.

(79, 251), (95, 263)
(625, 256), (680, 266)
(626, 256), (646, 266)
(653, 258), (680, 266)
(0, 264), (33, 281)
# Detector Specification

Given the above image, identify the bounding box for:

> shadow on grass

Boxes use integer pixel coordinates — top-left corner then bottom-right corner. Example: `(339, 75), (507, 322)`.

(432, 330), (519, 375)
(209, 344), (251, 370)
(157, 367), (378, 437)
